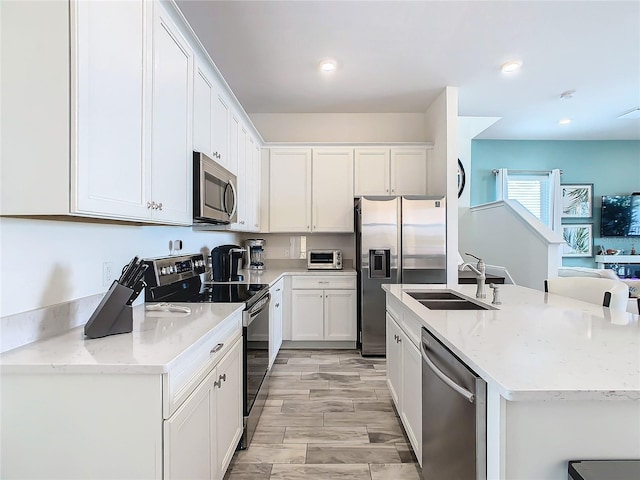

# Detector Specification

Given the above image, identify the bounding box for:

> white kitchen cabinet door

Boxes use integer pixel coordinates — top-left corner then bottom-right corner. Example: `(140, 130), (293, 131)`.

(212, 91), (230, 171)
(390, 148), (428, 195)
(354, 148), (390, 196)
(73, 0), (151, 219)
(215, 339), (243, 479)
(242, 133), (256, 231)
(291, 289), (324, 341)
(234, 126), (248, 230)
(401, 330), (422, 462)
(151, 5), (193, 224)
(252, 144), (262, 231)
(193, 59), (213, 157)
(164, 368), (216, 480)
(269, 149), (312, 232)
(324, 289), (357, 341)
(312, 148), (354, 232)
(269, 278), (284, 368)
(386, 313), (402, 407)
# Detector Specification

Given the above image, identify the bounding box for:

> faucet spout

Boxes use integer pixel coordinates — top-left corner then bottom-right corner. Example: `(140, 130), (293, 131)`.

(461, 253), (486, 299)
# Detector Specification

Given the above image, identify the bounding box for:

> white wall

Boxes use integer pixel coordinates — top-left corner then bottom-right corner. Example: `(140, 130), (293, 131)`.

(458, 201), (564, 290)
(0, 218), (239, 317)
(424, 87), (459, 284)
(250, 113), (427, 143)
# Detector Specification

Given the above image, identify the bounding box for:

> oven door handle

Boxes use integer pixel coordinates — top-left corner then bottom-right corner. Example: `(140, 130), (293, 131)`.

(243, 293), (270, 327)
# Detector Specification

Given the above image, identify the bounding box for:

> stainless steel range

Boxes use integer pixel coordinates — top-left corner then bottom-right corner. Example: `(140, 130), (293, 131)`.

(143, 253), (270, 450)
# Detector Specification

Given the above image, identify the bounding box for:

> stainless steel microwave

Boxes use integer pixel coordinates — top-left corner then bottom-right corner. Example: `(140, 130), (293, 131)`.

(193, 152), (237, 224)
(308, 250), (343, 270)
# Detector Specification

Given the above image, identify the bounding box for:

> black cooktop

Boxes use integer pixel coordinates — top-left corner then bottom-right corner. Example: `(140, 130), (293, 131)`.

(144, 273), (267, 307)
(198, 283), (269, 304)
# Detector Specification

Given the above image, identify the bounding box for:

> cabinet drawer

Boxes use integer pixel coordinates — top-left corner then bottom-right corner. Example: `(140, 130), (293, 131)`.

(164, 311), (242, 418)
(291, 275), (356, 290)
(401, 310), (422, 348)
(386, 295), (403, 323)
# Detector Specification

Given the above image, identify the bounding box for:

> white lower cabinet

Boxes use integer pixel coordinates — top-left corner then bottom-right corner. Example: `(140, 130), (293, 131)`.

(269, 278), (284, 368)
(386, 308), (422, 465)
(290, 275), (357, 342)
(0, 311), (243, 480)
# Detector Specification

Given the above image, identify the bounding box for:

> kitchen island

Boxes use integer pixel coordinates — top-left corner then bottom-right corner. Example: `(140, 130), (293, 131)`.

(384, 283), (640, 480)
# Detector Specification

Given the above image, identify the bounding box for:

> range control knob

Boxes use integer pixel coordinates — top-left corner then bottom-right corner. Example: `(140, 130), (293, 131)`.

(160, 267), (167, 275)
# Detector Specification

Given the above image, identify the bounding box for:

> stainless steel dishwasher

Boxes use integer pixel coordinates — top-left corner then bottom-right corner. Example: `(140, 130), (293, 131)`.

(421, 327), (487, 480)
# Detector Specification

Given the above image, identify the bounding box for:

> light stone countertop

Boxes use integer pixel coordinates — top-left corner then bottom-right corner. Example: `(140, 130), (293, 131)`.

(0, 267), (355, 375)
(383, 283), (640, 401)
(212, 265), (357, 288)
(0, 303), (243, 375)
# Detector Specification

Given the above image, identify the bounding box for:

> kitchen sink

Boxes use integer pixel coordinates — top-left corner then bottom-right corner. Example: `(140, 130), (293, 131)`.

(406, 291), (465, 301)
(418, 299), (493, 310)
(405, 290), (495, 310)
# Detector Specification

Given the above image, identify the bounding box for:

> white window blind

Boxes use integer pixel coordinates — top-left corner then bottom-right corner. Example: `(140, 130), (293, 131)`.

(495, 168), (562, 233)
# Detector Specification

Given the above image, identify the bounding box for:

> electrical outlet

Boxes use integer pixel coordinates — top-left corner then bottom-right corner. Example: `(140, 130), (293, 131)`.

(102, 261), (114, 287)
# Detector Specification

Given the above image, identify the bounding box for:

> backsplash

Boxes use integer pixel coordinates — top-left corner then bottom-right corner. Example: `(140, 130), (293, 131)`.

(1, 294), (103, 353)
(244, 233), (355, 261)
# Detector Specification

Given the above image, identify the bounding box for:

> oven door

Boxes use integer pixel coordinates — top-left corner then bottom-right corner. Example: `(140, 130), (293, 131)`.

(241, 292), (270, 448)
(193, 152), (237, 224)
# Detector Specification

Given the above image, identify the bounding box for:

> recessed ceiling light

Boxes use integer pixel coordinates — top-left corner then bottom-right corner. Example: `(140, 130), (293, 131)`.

(559, 118), (572, 125)
(500, 60), (522, 73)
(319, 59), (337, 72)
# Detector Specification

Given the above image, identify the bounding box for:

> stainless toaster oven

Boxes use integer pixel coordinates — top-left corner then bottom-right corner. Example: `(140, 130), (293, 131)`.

(308, 250), (343, 270)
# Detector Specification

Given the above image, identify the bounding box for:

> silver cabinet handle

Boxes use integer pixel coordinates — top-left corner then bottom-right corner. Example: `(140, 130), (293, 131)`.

(157, 202), (163, 211)
(219, 373), (226, 382)
(275, 303), (280, 308)
(214, 379), (221, 388)
(210, 343), (224, 354)
(276, 288), (281, 292)
(147, 202), (153, 209)
(421, 341), (475, 403)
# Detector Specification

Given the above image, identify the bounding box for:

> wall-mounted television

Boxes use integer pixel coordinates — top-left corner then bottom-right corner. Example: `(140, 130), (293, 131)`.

(600, 195), (640, 237)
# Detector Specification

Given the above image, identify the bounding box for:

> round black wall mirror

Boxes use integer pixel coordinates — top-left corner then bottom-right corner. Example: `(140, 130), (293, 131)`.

(457, 159), (466, 198)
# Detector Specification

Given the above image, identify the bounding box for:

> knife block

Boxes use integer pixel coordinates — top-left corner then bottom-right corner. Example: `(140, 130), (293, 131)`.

(84, 281), (134, 339)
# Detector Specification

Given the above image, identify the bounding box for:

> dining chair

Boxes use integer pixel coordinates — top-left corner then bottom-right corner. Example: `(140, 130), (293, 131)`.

(544, 277), (630, 312)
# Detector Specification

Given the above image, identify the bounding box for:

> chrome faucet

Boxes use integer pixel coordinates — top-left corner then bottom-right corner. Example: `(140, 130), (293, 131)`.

(460, 253), (486, 299)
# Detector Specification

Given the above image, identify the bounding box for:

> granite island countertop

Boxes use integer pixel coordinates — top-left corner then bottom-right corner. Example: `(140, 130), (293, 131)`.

(383, 283), (640, 402)
(0, 302), (243, 375)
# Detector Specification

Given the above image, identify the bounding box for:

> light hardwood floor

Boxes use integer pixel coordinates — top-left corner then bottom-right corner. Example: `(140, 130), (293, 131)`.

(224, 349), (421, 480)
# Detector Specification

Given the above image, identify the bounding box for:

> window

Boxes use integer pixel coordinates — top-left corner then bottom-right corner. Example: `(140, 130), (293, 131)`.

(495, 168), (561, 232)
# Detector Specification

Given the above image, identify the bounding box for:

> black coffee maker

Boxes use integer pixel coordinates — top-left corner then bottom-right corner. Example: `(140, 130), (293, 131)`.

(211, 244), (245, 281)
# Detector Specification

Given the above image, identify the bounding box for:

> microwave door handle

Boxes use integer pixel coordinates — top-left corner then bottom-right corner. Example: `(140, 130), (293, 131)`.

(225, 181), (237, 218)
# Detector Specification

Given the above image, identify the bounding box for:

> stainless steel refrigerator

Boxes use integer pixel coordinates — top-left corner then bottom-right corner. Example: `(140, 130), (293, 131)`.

(355, 196), (446, 356)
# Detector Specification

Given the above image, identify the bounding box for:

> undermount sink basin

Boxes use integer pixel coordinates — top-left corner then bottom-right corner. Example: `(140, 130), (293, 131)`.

(405, 290), (495, 310)
(406, 291), (465, 301)
(418, 299), (493, 310)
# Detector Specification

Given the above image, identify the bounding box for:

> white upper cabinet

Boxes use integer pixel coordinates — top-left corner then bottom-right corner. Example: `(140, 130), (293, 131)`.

(312, 148), (354, 232)
(2, 0), (260, 227)
(150, 4), (193, 224)
(355, 147), (429, 196)
(193, 60), (214, 156)
(268, 148), (353, 233)
(354, 148), (390, 196)
(269, 149), (312, 232)
(73, 0), (151, 220)
(390, 148), (428, 195)
(212, 91), (231, 172)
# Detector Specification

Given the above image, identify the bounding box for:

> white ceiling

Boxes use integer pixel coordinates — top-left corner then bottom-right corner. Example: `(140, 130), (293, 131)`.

(176, 0), (640, 140)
